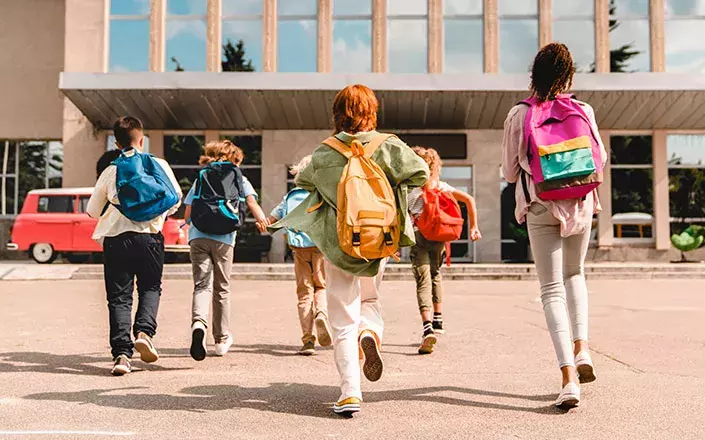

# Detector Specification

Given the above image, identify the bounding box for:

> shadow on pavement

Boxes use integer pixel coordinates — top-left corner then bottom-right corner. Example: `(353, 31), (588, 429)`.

(24, 383), (560, 417)
(0, 352), (192, 377)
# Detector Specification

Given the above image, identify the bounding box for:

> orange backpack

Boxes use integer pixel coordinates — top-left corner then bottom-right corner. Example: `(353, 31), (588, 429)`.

(415, 187), (464, 265)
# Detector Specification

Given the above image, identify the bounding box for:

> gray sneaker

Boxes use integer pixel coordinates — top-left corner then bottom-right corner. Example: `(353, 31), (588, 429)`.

(111, 354), (131, 376)
(135, 332), (159, 363)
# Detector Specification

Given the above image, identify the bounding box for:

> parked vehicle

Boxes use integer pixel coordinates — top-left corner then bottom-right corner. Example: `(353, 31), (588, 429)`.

(6, 188), (189, 263)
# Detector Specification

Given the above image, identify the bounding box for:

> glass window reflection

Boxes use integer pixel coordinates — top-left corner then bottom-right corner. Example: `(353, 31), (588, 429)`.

(278, 0), (317, 16)
(168, 0), (206, 15)
(333, 20), (372, 73)
(445, 0), (482, 15)
(167, 19), (207, 71)
(334, 0), (372, 16)
(388, 19), (427, 73)
(223, 0), (262, 15)
(553, 21), (594, 71)
(278, 20), (317, 72)
(109, 20), (150, 72)
(388, 0), (427, 15)
(499, 20), (538, 73)
(444, 19), (483, 73)
(110, 0), (150, 15)
(222, 21), (262, 71)
(667, 135), (705, 167)
(499, 0), (538, 16)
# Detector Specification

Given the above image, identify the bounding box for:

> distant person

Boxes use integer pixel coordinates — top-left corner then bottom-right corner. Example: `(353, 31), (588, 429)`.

(260, 155), (331, 356)
(407, 146), (481, 354)
(86, 116), (182, 376)
(270, 84), (429, 417)
(185, 140), (267, 361)
(501, 43), (607, 408)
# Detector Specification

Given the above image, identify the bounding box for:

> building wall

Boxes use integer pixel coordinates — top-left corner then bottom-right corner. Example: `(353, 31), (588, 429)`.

(0, 0), (65, 139)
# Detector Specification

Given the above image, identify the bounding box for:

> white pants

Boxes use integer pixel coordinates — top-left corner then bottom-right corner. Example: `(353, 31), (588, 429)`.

(325, 259), (386, 401)
(527, 203), (591, 369)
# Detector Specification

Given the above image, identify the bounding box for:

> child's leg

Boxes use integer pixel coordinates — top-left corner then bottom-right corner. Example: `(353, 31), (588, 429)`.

(190, 239), (214, 328)
(359, 258), (386, 340)
(211, 242), (234, 341)
(133, 233), (164, 339)
(293, 248), (316, 344)
(324, 260), (362, 401)
(104, 235), (136, 359)
(311, 249), (327, 317)
(411, 235), (433, 322)
(429, 241), (444, 309)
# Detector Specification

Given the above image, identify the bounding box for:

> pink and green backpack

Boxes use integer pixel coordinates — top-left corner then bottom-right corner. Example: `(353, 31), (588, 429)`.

(520, 94), (603, 201)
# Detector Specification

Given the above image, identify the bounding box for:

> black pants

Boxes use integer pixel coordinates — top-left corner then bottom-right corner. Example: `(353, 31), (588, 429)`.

(104, 232), (164, 359)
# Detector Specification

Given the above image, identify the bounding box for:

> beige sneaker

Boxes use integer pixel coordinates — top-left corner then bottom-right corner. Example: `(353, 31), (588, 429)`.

(359, 330), (383, 382)
(418, 333), (437, 355)
(298, 340), (315, 356)
(575, 351), (597, 383)
(214, 332), (233, 357)
(315, 313), (332, 347)
(134, 332), (159, 363)
(111, 354), (131, 376)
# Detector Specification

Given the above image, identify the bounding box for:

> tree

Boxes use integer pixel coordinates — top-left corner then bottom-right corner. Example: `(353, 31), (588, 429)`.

(222, 39), (255, 72)
(608, 0), (642, 73)
(171, 56), (185, 72)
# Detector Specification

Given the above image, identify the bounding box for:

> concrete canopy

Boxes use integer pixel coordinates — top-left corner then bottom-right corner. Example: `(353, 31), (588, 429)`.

(60, 72), (705, 131)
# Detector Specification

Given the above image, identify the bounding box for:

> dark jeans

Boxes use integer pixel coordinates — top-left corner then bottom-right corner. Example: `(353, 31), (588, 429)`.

(104, 232), (164, 359)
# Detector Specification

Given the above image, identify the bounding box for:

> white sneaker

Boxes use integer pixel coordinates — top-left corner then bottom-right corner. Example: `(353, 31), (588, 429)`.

(190, 321), (207, 361)
(214, 332), (233, 357)
(575, 351), (597, 383)
(555, 382), (580, 408)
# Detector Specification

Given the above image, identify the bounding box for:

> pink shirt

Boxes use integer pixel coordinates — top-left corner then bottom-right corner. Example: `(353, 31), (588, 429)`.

(501, 100), (608, 238)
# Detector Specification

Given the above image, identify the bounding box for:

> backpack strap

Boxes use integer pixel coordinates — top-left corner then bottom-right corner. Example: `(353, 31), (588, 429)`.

(520, 170), (531, 204)
(363, 134), (394, 157)
(322, 134), (395, 158)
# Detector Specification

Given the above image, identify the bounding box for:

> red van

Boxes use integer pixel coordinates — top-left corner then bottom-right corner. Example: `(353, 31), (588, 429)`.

(6, 188), (188, 263)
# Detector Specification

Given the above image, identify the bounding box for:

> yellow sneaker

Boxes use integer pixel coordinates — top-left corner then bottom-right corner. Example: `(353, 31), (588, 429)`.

(333, 397), (361, 416)
(359, 330), (383, 382)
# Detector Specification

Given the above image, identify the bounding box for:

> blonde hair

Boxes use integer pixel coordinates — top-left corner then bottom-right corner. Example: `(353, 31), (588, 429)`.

(199, 140), (244, 166)
(412, 146), (442, 178)
(289, 155), (312, 177)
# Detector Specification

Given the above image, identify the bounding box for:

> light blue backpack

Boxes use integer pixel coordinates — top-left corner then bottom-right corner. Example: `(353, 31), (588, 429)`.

(284, 188), (315, 248)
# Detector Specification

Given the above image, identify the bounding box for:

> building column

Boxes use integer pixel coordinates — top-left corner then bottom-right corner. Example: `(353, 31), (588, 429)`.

(147, 131), (165, 158)
(150, 0), (166, 72)
(317, 0), (332, 72)
(428, 0), (443, 73)
(62, 0), (109, 187)
(372, 0), (387, 72)
(595, 0), (610, 73)
(650, 0), (665, 72)
(263, 0), (277, 72)
(205, 130), (219, 144)
(468, 130), (502, 262)
(597, 134), (613, 246)
(539, 0), (552, 48)
(653, 130), (670, 250)
(207, 0), (222, 72)
(484, 0), (498, 73)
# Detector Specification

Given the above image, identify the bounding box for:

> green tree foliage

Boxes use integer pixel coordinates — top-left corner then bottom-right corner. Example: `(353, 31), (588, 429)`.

(222, 39), (255, 72)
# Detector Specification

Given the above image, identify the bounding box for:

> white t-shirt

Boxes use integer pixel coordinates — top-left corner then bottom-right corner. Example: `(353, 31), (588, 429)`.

(407, 181), (456, 219)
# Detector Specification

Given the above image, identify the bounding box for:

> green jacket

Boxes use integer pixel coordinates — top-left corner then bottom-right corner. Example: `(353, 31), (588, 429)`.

(269, 131), (429, 276)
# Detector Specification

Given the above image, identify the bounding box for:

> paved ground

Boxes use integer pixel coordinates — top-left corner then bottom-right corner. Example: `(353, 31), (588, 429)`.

(0, 278), (703, 439)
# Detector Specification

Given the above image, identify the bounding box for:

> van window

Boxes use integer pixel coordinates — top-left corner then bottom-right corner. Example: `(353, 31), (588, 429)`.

(78, 196), (91, 213)
(38, 196), (74, 213)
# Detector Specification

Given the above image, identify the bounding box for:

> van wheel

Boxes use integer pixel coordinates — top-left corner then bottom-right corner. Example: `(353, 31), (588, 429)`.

(31, 243), (57, 264)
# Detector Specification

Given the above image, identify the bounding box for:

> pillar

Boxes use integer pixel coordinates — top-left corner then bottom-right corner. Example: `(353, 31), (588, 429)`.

(150, 0), (166, 72)
(372, 0), (387, 72)
(428, 0), (443, 73)
(539, 0), (552, 48)
(263, 0), (277, 72)
(650, 0), (665, 72)
(653, 130), (670, 250)
(484, 0), (498, 73)
(318, 0), (332, 72)
(597, 134), (613, 246)
(147, 130), (165, 158)
(595, 0), (610, 73)
(207, 0), (222, 72)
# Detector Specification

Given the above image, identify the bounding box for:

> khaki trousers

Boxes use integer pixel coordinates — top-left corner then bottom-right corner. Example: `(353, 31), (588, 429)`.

(293, 247), (327, 344)
(190, 238), (234, 342)
(410, 231), (445, 312)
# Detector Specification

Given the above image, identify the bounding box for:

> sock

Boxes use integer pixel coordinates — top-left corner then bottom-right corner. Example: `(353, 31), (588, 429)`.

(433, 313), (443, 329)
(423, 321), (434, 337)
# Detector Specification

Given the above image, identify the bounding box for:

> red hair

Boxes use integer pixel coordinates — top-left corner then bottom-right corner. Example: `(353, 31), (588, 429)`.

(332, 84), (379, 134)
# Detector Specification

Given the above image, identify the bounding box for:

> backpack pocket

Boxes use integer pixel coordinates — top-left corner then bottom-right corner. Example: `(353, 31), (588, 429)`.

(539, 136), (596, 181)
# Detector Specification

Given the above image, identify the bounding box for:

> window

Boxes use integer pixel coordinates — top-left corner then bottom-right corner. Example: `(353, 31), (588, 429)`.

(665, 1), (705, 72)
(278, 0), (317, 72)
(668, 135), (705, 234)
(106, 135), (150, 153)
(222, 0), (262, 72)
(443, 0), (483, 73)
(499, 0), (538, 73)
(388, 0), (428, 73)
(164, 135), (205, 194)
(609, 0), (650, 72)
(79, 196), (91, 214)
(0, 141), (63, 216)
(395, 134), (467, 159)
(553, 1), (595, 71)
(610, 135), (653, 240)
(333, 0), (372, 73)
(440, 166), (474, 262)
(167, 0), (207, 71)
(38, 196), (74, 214)
(109, 0), (150, 72)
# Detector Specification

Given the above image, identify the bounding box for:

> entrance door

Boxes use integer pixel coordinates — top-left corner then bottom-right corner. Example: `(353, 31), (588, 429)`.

(440, 166), (475, 263)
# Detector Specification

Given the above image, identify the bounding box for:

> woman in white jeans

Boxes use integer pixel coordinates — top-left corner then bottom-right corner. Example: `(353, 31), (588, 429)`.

(501, 43), (607, 408)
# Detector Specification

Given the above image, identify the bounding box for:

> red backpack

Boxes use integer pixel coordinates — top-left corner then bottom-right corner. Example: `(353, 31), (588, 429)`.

(415, 187), (464, 265)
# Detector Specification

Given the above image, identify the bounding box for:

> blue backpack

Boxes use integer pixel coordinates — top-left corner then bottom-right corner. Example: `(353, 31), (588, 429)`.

(112, 150), (180, 222)
(284, 188), (315, 248)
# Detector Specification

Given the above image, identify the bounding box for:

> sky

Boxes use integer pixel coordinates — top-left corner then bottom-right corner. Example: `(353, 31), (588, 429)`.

(108, 0), (705, 74)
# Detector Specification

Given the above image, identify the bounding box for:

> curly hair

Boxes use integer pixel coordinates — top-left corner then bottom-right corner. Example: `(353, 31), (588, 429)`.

(530, 43), (575, 102)
(199, 140), (244, 166)
(412, 146), (442, 179)
(332, 84), (378, 134)
(289, 155), (312, 177)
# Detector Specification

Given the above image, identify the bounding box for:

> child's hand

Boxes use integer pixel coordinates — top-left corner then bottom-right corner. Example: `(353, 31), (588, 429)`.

(470, 227), (482, 241)
(256, 221), (268, 233)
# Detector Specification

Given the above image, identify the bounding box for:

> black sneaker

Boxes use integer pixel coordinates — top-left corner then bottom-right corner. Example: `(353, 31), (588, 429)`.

(111, 354), (131, 376)
(190, 321), (207, 361)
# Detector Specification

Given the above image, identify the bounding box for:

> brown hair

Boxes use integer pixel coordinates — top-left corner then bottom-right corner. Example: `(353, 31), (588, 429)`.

(530, 43), (576, 102)
(199, 140), (244, 166)
(412, 146), (442, 179)
(332, 84), (378, 134)
(113, 116), (144, 149)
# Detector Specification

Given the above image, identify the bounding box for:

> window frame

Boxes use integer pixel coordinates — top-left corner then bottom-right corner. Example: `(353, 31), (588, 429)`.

(108, 2), (150, 72)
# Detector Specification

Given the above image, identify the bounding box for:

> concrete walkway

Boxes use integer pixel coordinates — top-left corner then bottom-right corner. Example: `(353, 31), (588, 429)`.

(0, 278), (703, 439)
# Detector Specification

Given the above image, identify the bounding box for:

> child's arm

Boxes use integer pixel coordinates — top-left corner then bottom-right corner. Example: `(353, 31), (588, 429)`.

(184, 205), (191, 223)
(451, 189), (482, 241)
(294, 160), (315, 192)
(86, 168), (110, 219)
(247, 195), (270, 233)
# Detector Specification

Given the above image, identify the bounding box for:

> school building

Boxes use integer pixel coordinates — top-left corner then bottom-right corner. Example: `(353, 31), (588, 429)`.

(2, 0), (705, 263)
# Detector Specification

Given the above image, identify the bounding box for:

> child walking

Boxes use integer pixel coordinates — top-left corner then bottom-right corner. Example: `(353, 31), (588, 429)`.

(87, 116), (182, 376)
(408, 147), (481, 354)
(270, 85), (429, 417)
(184, 140), (268, 361)
(501, 43), (607, 408)
(260, 155), (332, 356)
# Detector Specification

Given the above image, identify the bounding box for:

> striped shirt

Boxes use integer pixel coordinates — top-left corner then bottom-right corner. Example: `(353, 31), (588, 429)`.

(407, 181), (455, 219)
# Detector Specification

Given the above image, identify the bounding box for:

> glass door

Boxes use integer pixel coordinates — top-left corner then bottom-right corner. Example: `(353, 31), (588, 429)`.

(440, 166), (475, 262)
